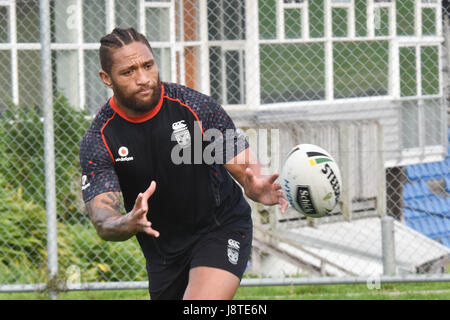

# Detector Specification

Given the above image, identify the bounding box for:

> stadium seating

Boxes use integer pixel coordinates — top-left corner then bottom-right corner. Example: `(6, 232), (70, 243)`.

(434, 196), (449, 216)
(427, 162), (446, 179)
(444, 162), (449, 179)
(405, 165), (420, 181)
(403, 127), (450, 247)
(441, 236), (450, 248)
(445, 175), (450, 193)
(402, 181), (432, 200)
(406, 164), (426, 181)
(406, 161), (449, 181)
(446, 197), (450, 213)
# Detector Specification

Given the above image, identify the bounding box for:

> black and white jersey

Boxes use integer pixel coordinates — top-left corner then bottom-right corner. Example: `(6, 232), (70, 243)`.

(79, 82), (251, 263)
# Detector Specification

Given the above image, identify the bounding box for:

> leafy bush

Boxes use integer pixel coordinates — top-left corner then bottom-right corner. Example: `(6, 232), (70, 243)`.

(0, 175), (48, 284)
(0, 172), (147, 284)
(0, 93), (90, 223)
(0, 95), (148, 285)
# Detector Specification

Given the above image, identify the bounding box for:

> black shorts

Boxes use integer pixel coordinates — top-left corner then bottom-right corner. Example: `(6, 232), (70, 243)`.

(147, 225), (252, 300)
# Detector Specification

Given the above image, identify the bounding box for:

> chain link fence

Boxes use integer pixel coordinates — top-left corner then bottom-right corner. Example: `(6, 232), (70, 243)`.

(0, 0), (449, 296)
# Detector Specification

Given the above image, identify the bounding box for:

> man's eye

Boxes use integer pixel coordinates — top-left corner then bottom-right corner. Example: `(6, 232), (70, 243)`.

(122, 70), (132, 76)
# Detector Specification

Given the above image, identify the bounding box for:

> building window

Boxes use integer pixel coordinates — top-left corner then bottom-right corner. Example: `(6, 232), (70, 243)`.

(209, 47), (245, 105)
(207, 0), (245, 41)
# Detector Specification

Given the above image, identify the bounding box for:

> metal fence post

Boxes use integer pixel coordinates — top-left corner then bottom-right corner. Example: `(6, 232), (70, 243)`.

(381, 216), (396, 276)
(40, 0), (58, 300)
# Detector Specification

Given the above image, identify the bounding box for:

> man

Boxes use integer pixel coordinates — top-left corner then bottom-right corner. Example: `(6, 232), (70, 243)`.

(79, 27), (287, 300)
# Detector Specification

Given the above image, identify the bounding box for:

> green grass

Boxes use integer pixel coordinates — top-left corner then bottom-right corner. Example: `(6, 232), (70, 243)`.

(0, 282), (449, 300)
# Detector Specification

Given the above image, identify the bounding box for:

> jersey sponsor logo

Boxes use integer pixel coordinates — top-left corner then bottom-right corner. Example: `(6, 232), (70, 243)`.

(172, 120), (191, 148)
(81, 175), (90, 190)
(118, 146), (129, 157)
(227, 238), (240, 265)
(116, 146), (134, 162)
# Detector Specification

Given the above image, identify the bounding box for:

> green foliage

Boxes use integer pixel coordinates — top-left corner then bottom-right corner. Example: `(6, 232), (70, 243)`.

(0, 173), (147, 284)
(0, 93), (90, 223)
(0, 175), (48, 283)
(0, 94), (148, 285)
(57, 224), (147, 283)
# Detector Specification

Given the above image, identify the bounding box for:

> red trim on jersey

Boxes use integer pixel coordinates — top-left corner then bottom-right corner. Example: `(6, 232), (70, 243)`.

(163, 95), (205, 136)
(101, 112), (117, 163)
(110, 84), (165, 123)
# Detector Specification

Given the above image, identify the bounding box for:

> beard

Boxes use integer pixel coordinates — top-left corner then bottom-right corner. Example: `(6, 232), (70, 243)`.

(113, 75), (162, 115)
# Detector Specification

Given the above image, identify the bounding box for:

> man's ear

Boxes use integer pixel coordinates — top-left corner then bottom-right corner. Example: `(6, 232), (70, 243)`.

(99, 70), (113, 88)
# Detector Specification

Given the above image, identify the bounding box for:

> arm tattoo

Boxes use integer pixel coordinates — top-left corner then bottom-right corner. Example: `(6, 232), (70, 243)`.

(85, 192), (133, 241)
(99, 192), (123, 212)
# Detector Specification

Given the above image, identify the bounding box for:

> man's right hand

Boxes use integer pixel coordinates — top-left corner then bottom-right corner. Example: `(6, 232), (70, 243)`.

(126, 181), (160, 238)
(86, 181), (159, 241)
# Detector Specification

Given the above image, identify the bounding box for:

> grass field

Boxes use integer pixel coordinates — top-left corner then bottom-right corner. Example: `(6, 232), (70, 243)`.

(0, 282), (449, 300)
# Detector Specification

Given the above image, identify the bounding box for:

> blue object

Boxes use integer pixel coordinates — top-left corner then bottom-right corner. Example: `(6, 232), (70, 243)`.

(421, 216), (435, 237)
(436, 197), (449, 216)
(417, 164), (430, 180)
(434, 216), (446, 237)
(445, 176), (450, 193)
(442, 218), (450, 234)
(418, 181), (432, 198)
(404, 210), (414, 224)
(406, 165), (420, 181)
(439, 161), (448, 178)
(403, 183), (417, 200)
(427, 162), (445, 179)
(441, 235), (450, 248)
(410, 182), (424, 199)
(446, 197), (450, 213)
(403, 204), (422, 218)
(403, 181), (432, 200)
(445, 157), (450, 177)
(422, 199), (435, 214)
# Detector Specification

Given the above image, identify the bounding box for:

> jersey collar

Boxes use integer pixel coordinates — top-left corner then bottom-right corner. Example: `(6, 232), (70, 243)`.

(109, 84), (164, 123)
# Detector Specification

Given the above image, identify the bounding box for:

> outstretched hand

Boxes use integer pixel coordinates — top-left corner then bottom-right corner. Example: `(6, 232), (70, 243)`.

(127, 181), (160, 237)
(244, 167), (289, 214)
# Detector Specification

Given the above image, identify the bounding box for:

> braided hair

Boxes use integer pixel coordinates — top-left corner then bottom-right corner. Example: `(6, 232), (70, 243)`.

(99, 27), (153, 74)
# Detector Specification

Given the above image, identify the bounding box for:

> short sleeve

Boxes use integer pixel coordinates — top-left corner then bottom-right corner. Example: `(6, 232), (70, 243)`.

(199, 98), (249, 164)
(163, 83), (249, 164)
(79, 129), (121, 202)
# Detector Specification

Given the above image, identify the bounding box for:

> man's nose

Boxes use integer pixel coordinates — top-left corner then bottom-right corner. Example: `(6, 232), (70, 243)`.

(135, 69), (150, 85)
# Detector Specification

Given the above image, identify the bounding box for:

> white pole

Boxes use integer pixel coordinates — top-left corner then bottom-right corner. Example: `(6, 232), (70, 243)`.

(245, 0), (261, 109)
(199, 0), (210, 95)
(39, 0), (58, 300)
(381, 216), (396, 276)
(9, 1), (18, 105)
(325, 0), (333, 101)
(77, 0), (85, 110)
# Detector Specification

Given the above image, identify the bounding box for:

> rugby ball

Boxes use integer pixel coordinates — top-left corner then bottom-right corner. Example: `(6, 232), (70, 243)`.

(280, 144), (342, 218)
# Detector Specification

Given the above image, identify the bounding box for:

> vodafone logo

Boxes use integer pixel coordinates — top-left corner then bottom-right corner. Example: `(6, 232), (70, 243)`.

(118, 146), (129, 157)
(116, 146), (134, 162)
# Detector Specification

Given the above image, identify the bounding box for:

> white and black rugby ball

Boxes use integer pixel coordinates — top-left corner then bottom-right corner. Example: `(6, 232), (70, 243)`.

(281, 144), (342, 218)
